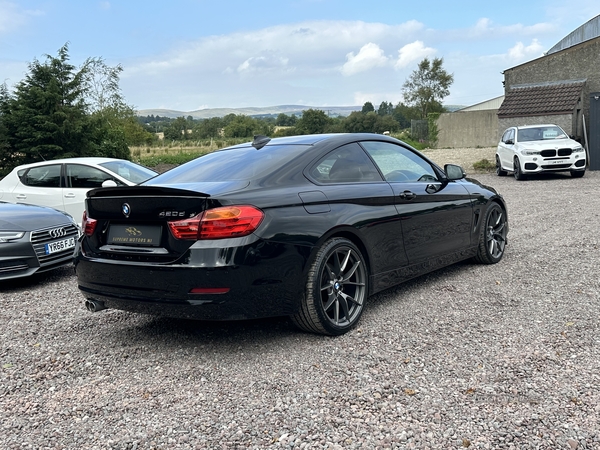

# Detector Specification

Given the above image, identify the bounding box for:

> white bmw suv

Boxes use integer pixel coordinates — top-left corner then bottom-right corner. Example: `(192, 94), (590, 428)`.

(496, 124), (586, 180)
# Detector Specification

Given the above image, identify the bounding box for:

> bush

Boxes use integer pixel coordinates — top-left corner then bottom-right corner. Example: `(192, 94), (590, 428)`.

(473, 158), (495, 172)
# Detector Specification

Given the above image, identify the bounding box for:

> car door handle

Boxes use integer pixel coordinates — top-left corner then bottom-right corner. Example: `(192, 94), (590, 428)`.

(16, 194), (27, 200)
(398, 190), (416, 200)
(64, 193), (76, 199)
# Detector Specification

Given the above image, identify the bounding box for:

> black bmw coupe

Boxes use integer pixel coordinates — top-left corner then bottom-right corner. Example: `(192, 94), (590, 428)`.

(75, 133), (508, 335)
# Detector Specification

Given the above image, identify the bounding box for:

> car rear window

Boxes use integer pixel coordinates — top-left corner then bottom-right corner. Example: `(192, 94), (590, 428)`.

(143, 144), (310, 184)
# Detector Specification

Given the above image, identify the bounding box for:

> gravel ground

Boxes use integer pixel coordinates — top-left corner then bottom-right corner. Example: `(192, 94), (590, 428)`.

(1, 153), (600, 449)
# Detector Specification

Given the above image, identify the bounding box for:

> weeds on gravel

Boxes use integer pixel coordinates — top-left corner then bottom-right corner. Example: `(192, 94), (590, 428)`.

(473, 158), (495, 172)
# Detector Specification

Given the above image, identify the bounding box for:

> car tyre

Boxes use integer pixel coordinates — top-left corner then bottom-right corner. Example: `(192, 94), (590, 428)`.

(496, 155), (508, 176)
(474, 202), (507, 265)
(513, 157), (526, 181)
(292, 238), (367, 336)
(571, 170), (585, 178)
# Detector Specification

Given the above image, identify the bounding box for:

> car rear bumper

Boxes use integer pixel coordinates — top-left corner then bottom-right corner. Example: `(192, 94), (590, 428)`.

(75, 239), (312, 320)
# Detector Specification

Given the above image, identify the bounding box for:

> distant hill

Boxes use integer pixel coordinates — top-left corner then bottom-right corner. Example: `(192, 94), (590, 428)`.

(136, 104), (467, 119)
(136, 105), (363, 119)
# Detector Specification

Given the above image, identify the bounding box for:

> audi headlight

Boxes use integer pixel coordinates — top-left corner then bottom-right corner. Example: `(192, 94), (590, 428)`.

(0, 231), (25, 243)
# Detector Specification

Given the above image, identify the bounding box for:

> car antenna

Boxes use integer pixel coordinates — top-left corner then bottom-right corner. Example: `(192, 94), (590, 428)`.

(252, 135), (271, 150)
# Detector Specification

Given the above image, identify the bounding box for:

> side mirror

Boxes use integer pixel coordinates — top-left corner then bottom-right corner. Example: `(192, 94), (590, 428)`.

(102, 179), (118, 188)
(444, 164), (466, 181)
(505, 139), (514, 145)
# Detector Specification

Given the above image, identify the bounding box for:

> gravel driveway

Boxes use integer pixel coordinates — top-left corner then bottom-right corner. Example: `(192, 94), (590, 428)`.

(2, 163), (600, 449)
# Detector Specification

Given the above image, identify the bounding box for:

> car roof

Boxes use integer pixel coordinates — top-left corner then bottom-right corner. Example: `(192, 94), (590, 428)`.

(515, 124), (561, 130)
(11, 157), (128, 170)
(225, 133), (403, 151)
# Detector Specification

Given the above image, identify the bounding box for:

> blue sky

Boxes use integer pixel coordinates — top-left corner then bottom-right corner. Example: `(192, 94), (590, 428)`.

(1, 1), (599, 112)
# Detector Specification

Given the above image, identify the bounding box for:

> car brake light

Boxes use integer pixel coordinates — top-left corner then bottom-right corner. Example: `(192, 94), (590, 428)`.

(168, 205), (264, 240)
(82, 211), (97, 236)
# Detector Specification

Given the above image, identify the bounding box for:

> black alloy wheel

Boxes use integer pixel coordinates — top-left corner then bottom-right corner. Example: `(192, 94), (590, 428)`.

(513, 157), (526, 181)
(496, 155), (507, 176)
(474, 202), (507, 264)
(292, 238), (368, 336)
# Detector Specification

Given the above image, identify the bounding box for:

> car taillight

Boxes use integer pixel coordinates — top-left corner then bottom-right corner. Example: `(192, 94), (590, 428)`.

(168, 205), (264, 240)
(82, 211), (97, 237)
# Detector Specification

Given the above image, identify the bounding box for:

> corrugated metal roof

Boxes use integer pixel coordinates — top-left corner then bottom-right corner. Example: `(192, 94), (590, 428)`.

(547, 15), (600, 54)
(458, 96), (505, 112)
(497, 80), (585, 118)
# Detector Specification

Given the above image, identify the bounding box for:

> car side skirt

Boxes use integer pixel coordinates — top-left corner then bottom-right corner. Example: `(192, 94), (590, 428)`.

(370, 245), (479, 294)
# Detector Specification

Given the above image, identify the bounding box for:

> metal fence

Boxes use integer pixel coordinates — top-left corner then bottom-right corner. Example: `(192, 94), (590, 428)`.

(410, 119), (428, 141)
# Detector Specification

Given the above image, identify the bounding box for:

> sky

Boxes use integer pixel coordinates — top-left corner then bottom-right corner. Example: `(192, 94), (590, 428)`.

(1, 0), (599, 112)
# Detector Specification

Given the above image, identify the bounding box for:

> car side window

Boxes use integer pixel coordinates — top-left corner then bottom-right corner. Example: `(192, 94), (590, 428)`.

(360, 141), (438, 182)
(309, 143), (383, 183)
(66, 164), (124, 188)
(20, 165), (62, 188)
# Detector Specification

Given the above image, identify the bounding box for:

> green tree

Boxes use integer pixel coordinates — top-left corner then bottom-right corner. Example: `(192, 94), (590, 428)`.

(401, 57), (453, 119)
(377, 101), (394, 116)
(343, 111), (378, 133)
(275, 113), (297, 126)
(164, 116), (191, 141)
(361, 102), (375, 113)
(295, 109), (330, 134)
(341, 111), (399, 134)
(0, 44), (136, 172)
(193, 117), (224, 139)
(223, 115), (256, 138)
(393, 102), (418, 129)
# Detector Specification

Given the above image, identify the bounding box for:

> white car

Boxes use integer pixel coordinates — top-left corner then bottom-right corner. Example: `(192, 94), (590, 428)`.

(0, 158), (157, 224)
(496, 124), (586, 180)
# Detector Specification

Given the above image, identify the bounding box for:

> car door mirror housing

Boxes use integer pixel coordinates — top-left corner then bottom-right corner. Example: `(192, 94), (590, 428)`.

(102, 179), (118, 188)
(444, 164), (466, 181)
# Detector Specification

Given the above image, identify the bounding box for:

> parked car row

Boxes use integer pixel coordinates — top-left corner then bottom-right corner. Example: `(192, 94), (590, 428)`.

(0, 157), (156, 281)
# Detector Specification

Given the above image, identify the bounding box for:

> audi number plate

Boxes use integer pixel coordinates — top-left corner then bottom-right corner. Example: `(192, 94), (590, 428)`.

(45, 237), (76, 255)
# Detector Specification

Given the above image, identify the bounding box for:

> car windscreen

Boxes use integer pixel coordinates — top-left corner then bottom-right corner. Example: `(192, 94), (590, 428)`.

(143, 144), (311, 184)
(99, 161), (158, 184)
(517, 126), (567, 142)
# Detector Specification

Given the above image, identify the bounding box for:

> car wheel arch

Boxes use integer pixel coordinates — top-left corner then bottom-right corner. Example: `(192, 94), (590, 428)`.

(310, 227), (373, 280)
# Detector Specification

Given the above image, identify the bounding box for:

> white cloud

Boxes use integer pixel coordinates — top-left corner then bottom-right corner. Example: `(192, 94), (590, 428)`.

(116, 16), (575, 109)
(507, 39), (545, 61)
(341, 43), (389, 76)
(125, 20), (425, 78)
(466, 17), (556, 39)
(394, 41), (436, 69)
(237, 53), (290, 74)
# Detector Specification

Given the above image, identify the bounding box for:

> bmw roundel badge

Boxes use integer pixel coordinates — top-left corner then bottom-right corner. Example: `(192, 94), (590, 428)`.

(122, 203), (131, 218)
